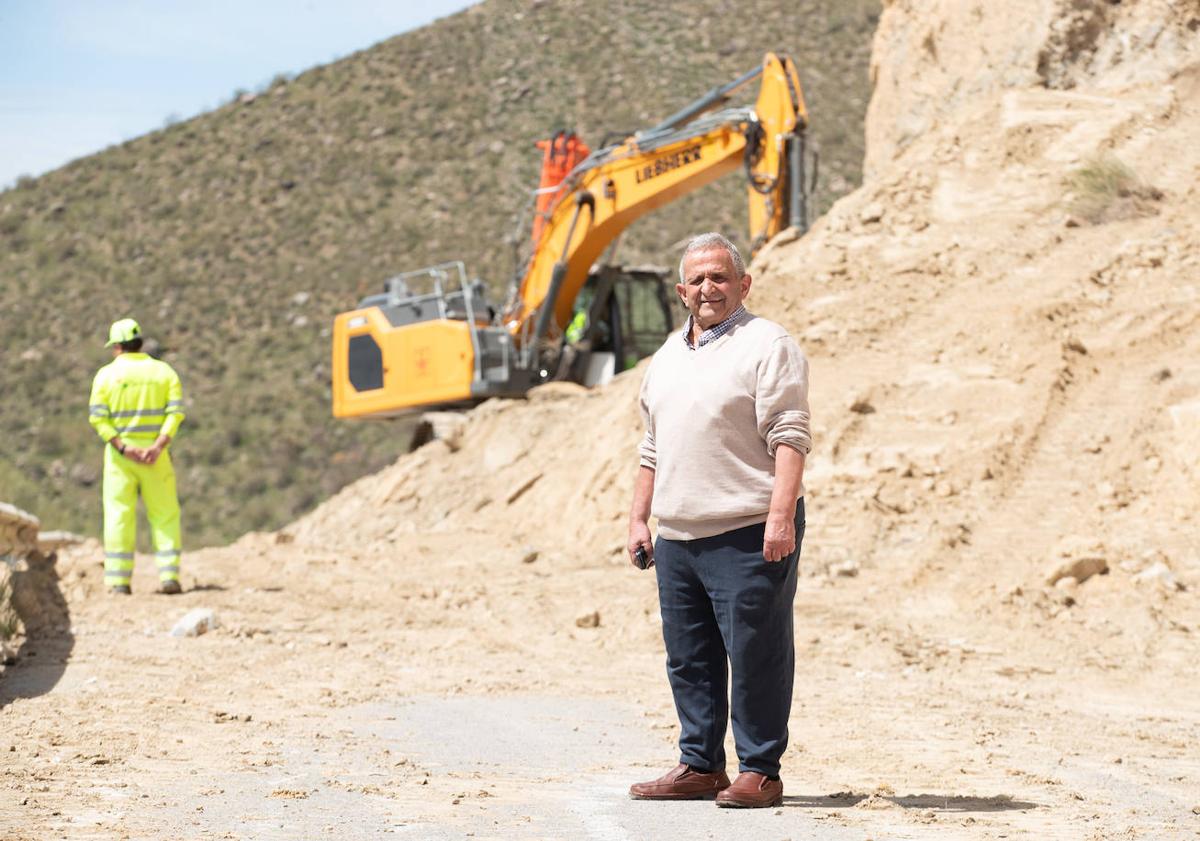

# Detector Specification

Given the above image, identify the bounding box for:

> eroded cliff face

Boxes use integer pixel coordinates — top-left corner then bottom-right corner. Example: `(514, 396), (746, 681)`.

(741, 0), (1200, 634)
(864, 0), (1199, 178)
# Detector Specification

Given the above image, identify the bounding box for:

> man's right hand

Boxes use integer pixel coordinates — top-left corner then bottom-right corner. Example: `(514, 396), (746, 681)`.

(628, 521), (654, 569)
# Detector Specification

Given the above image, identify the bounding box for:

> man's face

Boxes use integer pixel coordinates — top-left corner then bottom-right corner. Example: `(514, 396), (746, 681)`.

(676, 247), (752, 330)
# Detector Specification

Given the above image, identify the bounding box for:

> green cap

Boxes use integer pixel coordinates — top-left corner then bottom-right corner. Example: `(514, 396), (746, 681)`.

(105, 318), (142, 347)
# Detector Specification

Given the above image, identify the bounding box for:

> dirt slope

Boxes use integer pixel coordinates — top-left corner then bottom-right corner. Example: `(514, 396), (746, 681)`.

(290, 0), (1200, 662)
(2, 1), (1199, 838)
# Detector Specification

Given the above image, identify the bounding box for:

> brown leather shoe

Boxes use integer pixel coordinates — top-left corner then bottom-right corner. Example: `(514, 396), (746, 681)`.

(715, 771), (783, 808)
(629, 763), (731, 800)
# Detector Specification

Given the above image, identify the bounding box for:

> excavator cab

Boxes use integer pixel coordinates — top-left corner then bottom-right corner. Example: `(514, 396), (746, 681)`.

(553, 266), (678, 386)
(332, 262), (679, 417)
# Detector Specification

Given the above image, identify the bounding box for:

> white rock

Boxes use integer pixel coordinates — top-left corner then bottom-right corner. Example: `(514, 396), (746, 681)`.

(1045, 555), (1107, 585)
(36, 530), (86, 554)
(1133, 562), (1185, 592)
(829, 559), (860, 578)
(859, 202), (885, 224)
(171, 608), (220, 638)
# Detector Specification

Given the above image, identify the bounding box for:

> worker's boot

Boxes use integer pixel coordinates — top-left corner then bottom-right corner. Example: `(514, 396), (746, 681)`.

(108, 584), (131, 596)
(157, 580), (182, 595)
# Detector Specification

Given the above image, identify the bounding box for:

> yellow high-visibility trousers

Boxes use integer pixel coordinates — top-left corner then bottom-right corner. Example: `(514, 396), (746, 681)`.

(102, 445), (182, 588)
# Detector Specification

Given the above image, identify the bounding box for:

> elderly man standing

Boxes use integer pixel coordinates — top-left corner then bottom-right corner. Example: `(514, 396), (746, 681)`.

(627, 232), (811, 808)
(88, 318), (186, 596)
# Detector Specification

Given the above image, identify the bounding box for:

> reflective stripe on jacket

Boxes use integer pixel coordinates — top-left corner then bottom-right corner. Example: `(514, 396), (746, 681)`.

(88, 353), (185, 443)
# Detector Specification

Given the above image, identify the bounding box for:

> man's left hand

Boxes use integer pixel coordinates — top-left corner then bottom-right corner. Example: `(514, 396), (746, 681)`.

(762, 512), (795, 562)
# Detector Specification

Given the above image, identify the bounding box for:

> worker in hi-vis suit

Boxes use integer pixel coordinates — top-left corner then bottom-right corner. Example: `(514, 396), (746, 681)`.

(88, 318), (185, 595)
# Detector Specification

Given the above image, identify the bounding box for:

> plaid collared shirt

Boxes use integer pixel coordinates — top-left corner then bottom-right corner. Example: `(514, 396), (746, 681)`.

(682, 305), (747, 350)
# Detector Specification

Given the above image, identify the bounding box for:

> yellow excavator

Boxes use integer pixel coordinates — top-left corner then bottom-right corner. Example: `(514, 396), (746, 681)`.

(331, 52), (810, 418)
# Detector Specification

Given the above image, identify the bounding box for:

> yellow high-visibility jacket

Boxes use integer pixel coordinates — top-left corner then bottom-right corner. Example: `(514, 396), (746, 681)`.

(88, 353), (185, 444)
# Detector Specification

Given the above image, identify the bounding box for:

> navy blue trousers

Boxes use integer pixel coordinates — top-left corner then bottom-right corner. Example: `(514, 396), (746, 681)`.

(653, 499), (804, 777)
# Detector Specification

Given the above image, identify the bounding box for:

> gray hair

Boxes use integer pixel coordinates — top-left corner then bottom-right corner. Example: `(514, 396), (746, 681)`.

(678, 232), (745, 283)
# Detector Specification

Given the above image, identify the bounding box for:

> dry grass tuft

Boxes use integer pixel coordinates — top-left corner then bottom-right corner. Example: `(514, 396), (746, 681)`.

(1066, 155), (1163, 224)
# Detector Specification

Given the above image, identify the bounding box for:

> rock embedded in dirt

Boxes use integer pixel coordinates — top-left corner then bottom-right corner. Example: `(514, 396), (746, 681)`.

(859, 202), (885, 224)
(1045, 539), (1108, 585)
(1133, 562), (1185, 592)
(417, 412), (468, 452)
(170, 608), (220, 638)
(575, 610), (600, 628)
(854, 792), (899, 810)
(829, 559), (860, 578)
(1063, 336), (1088, 355)
(520, 547), (539, 564)
(1045, 556), (1107, 586)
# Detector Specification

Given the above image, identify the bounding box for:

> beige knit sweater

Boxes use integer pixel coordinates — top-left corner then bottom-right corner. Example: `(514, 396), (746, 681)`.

(638, 310), (812, 540)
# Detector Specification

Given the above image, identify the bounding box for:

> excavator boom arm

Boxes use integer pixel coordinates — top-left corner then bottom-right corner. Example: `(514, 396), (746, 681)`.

(507, 53), (807, 346)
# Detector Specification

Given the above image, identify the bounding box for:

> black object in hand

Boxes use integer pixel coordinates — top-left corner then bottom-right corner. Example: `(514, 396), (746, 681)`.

(634, 546), (649, 570)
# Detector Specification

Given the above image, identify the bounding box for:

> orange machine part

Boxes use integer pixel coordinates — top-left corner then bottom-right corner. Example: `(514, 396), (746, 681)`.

(531, 132), (591, 246)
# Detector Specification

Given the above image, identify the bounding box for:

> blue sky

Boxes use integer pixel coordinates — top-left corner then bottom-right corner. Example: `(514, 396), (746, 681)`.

(0, 0), (476, 187)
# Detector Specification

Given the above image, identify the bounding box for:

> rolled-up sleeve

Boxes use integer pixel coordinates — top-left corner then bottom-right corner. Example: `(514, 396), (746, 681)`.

(755, 336), (812, 457)
(637, 366), (657, 470)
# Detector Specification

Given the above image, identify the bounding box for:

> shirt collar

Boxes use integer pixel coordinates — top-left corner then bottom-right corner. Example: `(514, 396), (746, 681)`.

(682, 305), (746, 350)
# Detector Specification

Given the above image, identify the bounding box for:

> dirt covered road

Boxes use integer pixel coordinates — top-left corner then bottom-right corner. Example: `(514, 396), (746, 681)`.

(2, 525), (1197, 839)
